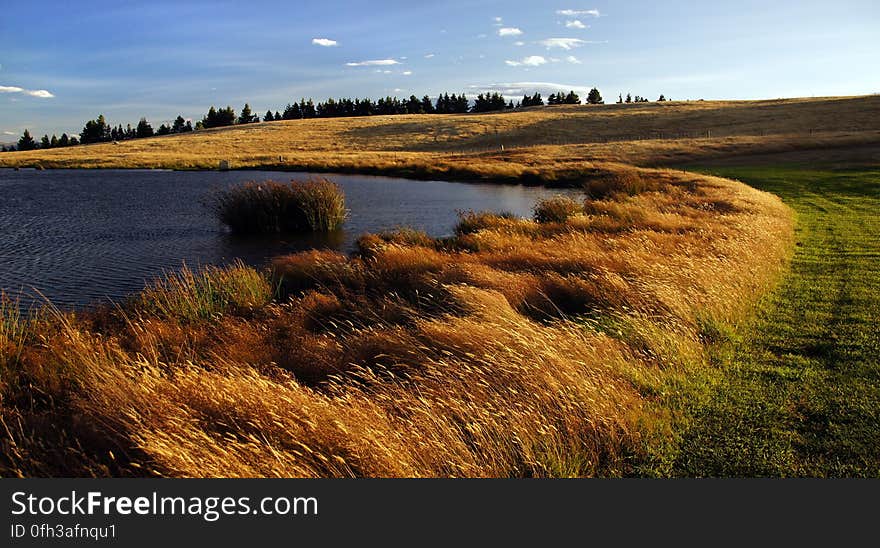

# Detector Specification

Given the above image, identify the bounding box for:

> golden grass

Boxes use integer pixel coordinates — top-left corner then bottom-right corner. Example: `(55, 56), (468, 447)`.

(0, 165), (794, 477)
(2, 96), (879, 176)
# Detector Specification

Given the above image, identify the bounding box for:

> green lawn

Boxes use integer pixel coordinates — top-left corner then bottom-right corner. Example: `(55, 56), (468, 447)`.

(671, 166), (880, 476)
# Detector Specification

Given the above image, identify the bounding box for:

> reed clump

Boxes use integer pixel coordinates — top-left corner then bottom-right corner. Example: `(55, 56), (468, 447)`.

(214, 178), (347, 234)
(533, 195), (584, 223)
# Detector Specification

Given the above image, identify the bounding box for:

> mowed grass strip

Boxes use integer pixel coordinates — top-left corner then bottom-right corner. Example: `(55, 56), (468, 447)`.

(671, 166), (880, 476)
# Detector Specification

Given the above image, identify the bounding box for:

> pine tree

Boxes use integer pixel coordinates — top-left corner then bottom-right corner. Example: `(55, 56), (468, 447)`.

(625, 93), (632, 104)
(136, 117), (154, 138)
(59, 133), (70, 147)
(274, 111), (282, 121)
(265, 109), (274, 123)
(80, 115), (111, 143)
(172, 115), (187, 133)
(40, 135), (51, 148)
(238, 103), (256, 124)
(156, 124), (171, 136)
(50, 134), (59, 148)
(17, 129), (36, 151)
(586, 88), (602, 105)
(658, 94), (666, 102)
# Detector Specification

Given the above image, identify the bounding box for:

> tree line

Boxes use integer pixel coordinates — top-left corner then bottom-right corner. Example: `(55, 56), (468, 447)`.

(2, 87), (607, 152)
(616, 93), (668, 104)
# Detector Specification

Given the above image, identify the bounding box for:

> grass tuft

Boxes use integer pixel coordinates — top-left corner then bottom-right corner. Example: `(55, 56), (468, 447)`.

(214, 178), (347, 234)
(533, 195), (584, 223)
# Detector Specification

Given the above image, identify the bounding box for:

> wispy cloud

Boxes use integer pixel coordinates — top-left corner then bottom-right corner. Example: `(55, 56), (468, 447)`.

(539, 38), (600, 50)
(498, 27), (523, 37)
(557, 9), (600, 17)
(2, 131), (16, 136)
(346, 59), (400, 67)
(0, 85), (54, 98)
(565, 20), (587, 29)
(311, 38), (338, 47)
(402, 71), (413, 75)
(471, 81), (592, 97)
(566, 55), (582, 64)
(493, 16), (503, 26)
(424, 53), (435, 58)
(514, 41), (525, 46)
(505, 55), (547, 67)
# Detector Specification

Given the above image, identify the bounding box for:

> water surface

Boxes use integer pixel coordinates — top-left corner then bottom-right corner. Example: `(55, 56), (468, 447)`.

(0, 169), (578, 309)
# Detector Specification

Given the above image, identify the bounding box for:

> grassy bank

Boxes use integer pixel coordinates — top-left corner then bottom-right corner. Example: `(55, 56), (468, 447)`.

(0, 166), (793, 477)
(667, 166), (880, 476)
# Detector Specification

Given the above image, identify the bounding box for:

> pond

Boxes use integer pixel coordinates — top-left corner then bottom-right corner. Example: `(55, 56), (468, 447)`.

(0, 169), (580, 309)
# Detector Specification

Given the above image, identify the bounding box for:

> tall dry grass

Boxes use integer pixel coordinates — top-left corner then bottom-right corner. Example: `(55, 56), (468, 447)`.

(214, 178), (347, 234)
(0, 165), (794, 477)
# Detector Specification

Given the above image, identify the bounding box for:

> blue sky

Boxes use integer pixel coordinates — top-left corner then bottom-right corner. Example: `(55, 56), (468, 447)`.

(1, 0), (878, 139)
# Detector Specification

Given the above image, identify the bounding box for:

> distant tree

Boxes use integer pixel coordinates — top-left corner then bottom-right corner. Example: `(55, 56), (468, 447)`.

(156, 123), (171, 136)
(136, 117), (154, 138)
(300, 99), (316, 118)
(274, 111), (282, 121)
(625, 93), (632, 104)
(420, 95), (435, 114)
(69, 136), (79, 146)
(59, 133), (70, 147)
(617, 94), (623, 104)
(50, 134), (59, 148)
(202, 106), (236, 128)
(586, 88), (602, 105)
(172, 115), (187, 133)
(265, 109), (274, 123)
(405, 95), (422, 114)
(184, 120), (193, 132)
(565, 90), (582, 104)
(80, 115), (111, 144)
(658, 94), (666, 102)
(17, 129), (36, 151)
(282, 103), (301, 119)
(40, 135), (51, 148)
(237, 103), (257, 124)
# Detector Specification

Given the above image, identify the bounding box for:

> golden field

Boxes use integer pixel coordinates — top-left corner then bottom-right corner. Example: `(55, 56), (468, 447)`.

(1, 95), (879, 178)
(6, 95), (879, 477)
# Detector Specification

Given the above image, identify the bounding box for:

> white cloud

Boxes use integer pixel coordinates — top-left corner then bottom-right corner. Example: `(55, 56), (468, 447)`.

(424, 53), (435, 58)
(566, 55), (582, 64)
(3, 131), (15, 135)
(505, 55), (548, 67)
(498, 27), (523, 37)
(557, 9), (600, 17)
(346, 59), (400, 67)
(0, 85), (54, 98)
(470, 81), (592, 97)
(539, 38), (590, 50)
(565, 20), (587, 29)
(311, 38), (338, 47)
(514, 41), (525, 46)
(493, 16), (503, 26)
(402, 71), (413, 75)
